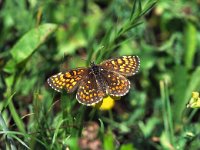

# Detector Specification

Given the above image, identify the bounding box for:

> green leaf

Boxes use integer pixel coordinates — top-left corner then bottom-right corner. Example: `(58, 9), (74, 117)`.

(65, 137), (79, 150)
(184, 22), (197, 69)
(2, 92), (16, 112)
(11, 23), (57, 64)
(8, 98), (26, 134)
(0, 113), (17, 150)
(11, 135), (30, 149)
(172, 65), (188, 115)
(4, 74), (15, 90)
(4, 23), (57, 74)
(3, 60), (17, 74)
(51, 119), (65, 149)
(130, 0), (142, 20)
(120, 143), (135, 150)
(142, 0), (157, 16)
(103, 131), (114, 150)
(160, 81), (175, 145)
(174, 67), (200, 122)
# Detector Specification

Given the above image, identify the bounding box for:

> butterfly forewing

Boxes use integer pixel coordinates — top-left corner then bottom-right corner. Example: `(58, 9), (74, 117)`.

(100, 56), (140, 76)
(101, 70), (130, 96)
(47, 68), (88, 93)
(76, 73), (105, 106)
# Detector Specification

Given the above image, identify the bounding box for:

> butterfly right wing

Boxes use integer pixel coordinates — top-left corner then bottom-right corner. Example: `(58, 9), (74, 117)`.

(47, 68), (88, 93)
(100, 55), (140, 76)
(101, 69), (130, 97)
(76, 72), (105, 106)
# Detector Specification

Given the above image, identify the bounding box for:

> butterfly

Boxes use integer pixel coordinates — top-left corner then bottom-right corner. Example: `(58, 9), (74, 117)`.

(47, 56), (140, 106)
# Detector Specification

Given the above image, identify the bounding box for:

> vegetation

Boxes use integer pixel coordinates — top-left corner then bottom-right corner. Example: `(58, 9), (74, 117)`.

(0, 0), (200, 149)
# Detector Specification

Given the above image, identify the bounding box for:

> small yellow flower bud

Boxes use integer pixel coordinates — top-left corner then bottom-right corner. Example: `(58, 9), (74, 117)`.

(187, 92), (200, 108)
(192, 92), (199, 99)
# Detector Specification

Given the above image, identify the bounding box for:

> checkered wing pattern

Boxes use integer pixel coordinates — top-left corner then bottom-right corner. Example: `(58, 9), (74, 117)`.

(47, 55), (140, 106)
(76, 73), (105, 106)
(47, 68), (88, 93)
(100, 56), (140, 76)
(101, 70), (130, 96)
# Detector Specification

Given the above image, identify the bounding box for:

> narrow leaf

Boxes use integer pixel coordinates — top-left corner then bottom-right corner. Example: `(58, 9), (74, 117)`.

(10, 23), (57, 64)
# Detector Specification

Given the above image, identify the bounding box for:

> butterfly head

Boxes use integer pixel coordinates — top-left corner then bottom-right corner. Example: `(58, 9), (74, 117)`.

(90, 61), (96, 67)
(90, 61), (100, 74)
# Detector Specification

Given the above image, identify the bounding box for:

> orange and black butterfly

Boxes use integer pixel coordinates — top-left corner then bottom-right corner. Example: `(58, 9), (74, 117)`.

(47, 56), (140, 106)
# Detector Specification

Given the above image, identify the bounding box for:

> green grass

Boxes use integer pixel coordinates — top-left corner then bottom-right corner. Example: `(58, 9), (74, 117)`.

(1, 0), (200, 149)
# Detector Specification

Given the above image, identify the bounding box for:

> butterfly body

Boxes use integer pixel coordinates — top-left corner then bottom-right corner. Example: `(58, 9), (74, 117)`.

(47, 56), (140, 106)
(90, 62), (108, 94)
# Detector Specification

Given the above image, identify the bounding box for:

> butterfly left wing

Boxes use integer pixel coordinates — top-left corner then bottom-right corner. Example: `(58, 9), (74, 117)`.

(101, 70), (130, 97)
(100, 55), (140, 76)
(47, 68), (88, 93)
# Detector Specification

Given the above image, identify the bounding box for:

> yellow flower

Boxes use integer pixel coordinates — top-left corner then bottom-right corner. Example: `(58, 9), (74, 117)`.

(192, 92), (199, 99)
(187, 92), (200, 108)
(94, 96), (121, 110)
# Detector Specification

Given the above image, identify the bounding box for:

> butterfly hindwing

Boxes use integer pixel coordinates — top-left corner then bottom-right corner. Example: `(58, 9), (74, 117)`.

(101, 70), (130, 96)
(76, 73), (105, 105)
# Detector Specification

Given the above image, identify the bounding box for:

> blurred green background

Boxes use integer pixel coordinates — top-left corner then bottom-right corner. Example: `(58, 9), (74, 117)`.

(1, 0), (200, 149)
